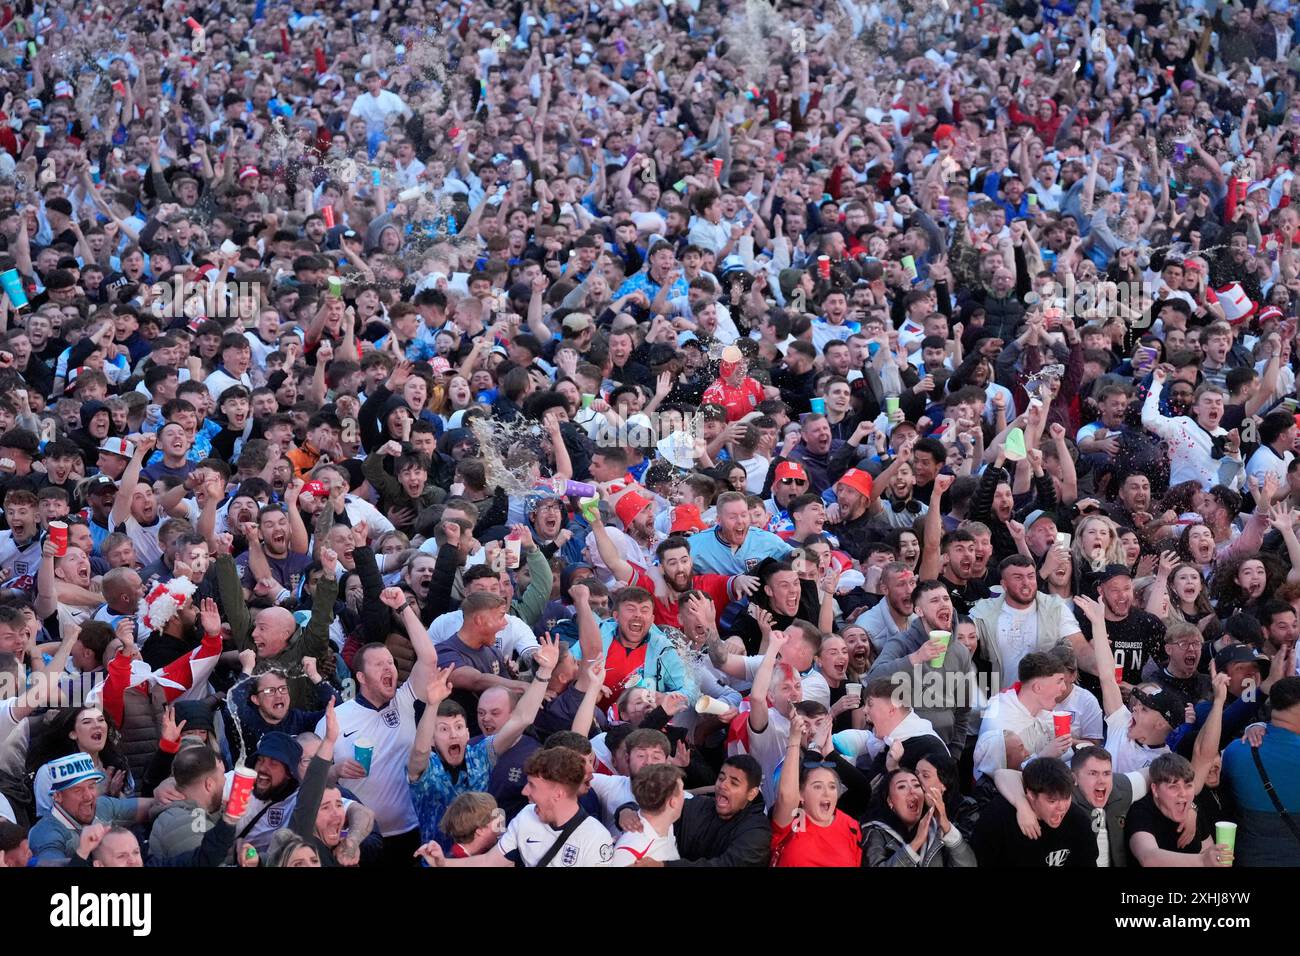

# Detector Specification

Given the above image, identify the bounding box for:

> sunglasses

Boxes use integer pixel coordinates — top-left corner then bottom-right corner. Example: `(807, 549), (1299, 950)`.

(779, 477), (808, 485)
(802, 760), (837, 771)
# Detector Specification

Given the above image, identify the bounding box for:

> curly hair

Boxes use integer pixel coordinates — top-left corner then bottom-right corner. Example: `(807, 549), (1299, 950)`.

(1209, 552), (1285, 617)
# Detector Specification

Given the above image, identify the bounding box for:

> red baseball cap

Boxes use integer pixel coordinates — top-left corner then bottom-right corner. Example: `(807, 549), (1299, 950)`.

(669, 504), (708, 534)
(774, 461), (809, 483)
(614, 491), (653, 529)
(300, 479), (329, 498)
(836, 468), (874, 499)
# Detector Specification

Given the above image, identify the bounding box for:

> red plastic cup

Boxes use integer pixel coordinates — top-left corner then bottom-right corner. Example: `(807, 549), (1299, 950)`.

(1052, 711), (1071, 738)
(227, 766), (257, 818)
(711, 157), (723, 177)
(48, 521), (67, 557)
(818, 255), (831, 279)
(185, 16), (201, 30)
(279, 27), (290, 53)
(322, 205), (335, 228)
(314, 47), (327, 74)
(1114, 665), (1124, 683)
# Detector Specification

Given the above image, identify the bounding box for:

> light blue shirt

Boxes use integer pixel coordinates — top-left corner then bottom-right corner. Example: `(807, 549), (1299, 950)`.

(687, 526), (793, 575)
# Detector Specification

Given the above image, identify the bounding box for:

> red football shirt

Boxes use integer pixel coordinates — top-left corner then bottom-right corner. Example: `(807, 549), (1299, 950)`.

(628, 566), (732, 629)
(770, 810), (863, 868)
(602, 639), (650, 706)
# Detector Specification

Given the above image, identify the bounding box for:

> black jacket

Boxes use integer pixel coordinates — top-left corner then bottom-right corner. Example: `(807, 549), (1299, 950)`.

(666, 794), (770, 867)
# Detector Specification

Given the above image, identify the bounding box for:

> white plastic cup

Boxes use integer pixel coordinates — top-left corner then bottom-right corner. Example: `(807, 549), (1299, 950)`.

(695, 695), (730, 716)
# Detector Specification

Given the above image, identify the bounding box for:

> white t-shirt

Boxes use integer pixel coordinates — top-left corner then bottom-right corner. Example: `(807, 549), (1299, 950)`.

(746, 708), (790, 808)
(1060, 684), (1105, 744)
(612, 812), (680, 865)
(427, 611), (540, 661)
(587, 773), (634, 833)
(315, 680), (419, 836)
(122, 516), (163, 566)
(996, 604), (1039, 689)
(973, 688), (1053, 780)
(348, 89), (411, 133)
(496, 804), (614, 867)
(1245, 444), (1293, 489)
(995, 602), (1080, 690)
(1104, 706), (1169, 775)
(832, 711), (945, 760)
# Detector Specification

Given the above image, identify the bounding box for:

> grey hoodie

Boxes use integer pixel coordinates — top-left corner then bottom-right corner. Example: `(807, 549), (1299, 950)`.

(865, 617), (976, 760)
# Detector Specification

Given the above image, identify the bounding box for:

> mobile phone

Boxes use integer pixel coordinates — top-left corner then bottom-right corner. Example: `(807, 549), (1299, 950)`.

(1055, 532), (1071, 551)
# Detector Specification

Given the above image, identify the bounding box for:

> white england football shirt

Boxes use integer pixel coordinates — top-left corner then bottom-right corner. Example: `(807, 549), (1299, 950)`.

(315, 680), (419, 836)
(496, 804), (614, 867)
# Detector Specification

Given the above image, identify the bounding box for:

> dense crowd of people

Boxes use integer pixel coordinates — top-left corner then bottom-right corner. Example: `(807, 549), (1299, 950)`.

(1, 0), (1300, 870)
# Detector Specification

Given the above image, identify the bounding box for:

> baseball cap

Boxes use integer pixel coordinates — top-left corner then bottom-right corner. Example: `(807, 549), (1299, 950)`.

(429, 357), (452, 376)
(1094, 563), (1132, 584)
(774, 461), (809, 483)
(562, 313), (593, 332)
(65, 366), (92, 392)
(1131, 686), (1185, 729)
(677, 331), (702, 349)
(300, 479), (329, 498)
(98, 437), (136, 459)
(237, 164), (261, 181)
(669, 504), (708, 534)
(1023, 509), (1056, 530)
(614, 491), (653, 529)
(86, 474), (117, 495)
(46, 752), (105, 792)
(836, 468), (874, 499)
(1214, 644), (1270, 677)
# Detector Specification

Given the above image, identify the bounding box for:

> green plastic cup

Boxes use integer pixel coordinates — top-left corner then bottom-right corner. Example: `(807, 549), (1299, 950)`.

(928, 630), (951, 668)
(886, 396), (900, 415)
(1215, 821), (1237, 851)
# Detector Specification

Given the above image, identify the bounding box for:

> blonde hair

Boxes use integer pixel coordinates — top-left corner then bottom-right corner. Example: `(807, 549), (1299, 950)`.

(441, 791), (499, 845)
(1071, 515), (1126, 571)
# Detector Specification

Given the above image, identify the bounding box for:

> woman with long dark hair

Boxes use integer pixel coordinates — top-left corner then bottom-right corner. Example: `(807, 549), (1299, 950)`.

(27, 706), (133, 818)
(860, 768), (976, 867)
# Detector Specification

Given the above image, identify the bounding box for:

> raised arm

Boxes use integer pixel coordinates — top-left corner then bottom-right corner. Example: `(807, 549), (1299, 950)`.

(491, 634), (560, 755)
(1074, 595), (1122, 718)
(569, 582), (604, 664)
(108, 434), (157, 529)
(408, 663), (457, 782)
(747, 629), (790, 735)
(772, 712), (806, 828)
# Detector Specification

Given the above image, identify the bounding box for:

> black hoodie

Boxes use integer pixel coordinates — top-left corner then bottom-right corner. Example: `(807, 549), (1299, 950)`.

(666, 793), (771, 867)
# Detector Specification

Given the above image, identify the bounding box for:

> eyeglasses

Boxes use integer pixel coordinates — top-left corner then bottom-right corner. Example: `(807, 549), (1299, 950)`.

(1168, 640), (1202, 650)
(258, 686), (290, 698)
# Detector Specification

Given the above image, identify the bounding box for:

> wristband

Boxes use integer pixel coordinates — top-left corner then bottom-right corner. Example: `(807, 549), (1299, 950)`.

(534, 669), (554, 682)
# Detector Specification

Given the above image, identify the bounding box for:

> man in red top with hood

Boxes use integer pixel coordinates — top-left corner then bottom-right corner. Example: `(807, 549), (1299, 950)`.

(702, 346), (765, 422)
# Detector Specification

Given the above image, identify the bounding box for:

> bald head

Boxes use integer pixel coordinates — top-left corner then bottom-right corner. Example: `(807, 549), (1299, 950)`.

(251, 606), (297, 658)
(477, 686), (514, 735)
(102, 568), (143, 612)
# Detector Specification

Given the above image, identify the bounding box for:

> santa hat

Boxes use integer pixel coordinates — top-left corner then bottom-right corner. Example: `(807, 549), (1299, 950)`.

(1212, 283), (1256, 325)
(137, 576), (198, 634)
